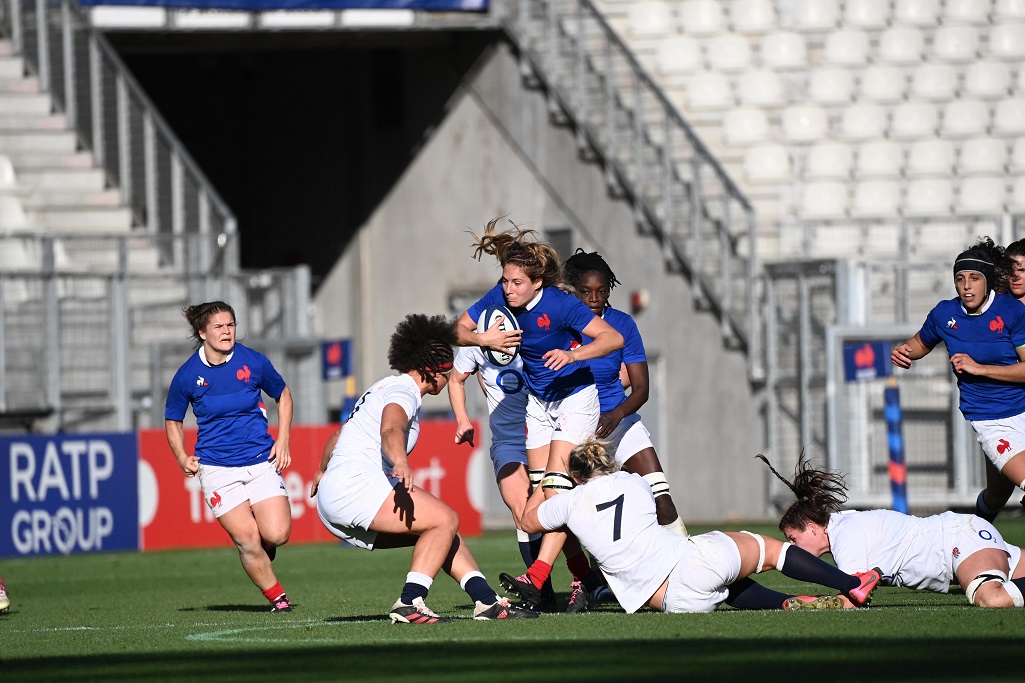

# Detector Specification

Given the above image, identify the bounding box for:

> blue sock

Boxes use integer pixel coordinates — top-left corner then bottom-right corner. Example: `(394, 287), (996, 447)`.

(725, 578), (792, 610)
(528, 535), (543, 567)
(975, 490), (1000, 523)
(779, 544), (859, 593)
(518, 530), (539, 568)
(461, 571), (499, 605)
(399, 571), (432, 605)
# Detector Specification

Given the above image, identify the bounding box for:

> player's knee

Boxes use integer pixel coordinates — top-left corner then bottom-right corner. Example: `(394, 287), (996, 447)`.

(541, 471), (574, 494)
(966, 570), (1023, 607)
(528, 468), (545, 491)
(263, 528), (290, 547)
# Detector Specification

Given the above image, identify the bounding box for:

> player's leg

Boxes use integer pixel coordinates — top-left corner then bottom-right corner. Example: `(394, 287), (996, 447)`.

(972, 417), (1025, 521)
(247, 462), (292, 561)
(217, 503), (291, 611)
(438, 533), (537, 620)
(976, 457), (1016, 522)
(620, 445), (686, 534)
(957, 548), (1021, 608)
(0, 576), (9, 613)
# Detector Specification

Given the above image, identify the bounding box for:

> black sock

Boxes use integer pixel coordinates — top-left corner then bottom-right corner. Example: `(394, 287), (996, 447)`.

(464, 575), (499, 605)
(519, 534), (539, 568)
(725, 578), (793, 610)
(399, 582), (429, 605)
(975, 490), (1000, 523)
(779, 544), (859, 593)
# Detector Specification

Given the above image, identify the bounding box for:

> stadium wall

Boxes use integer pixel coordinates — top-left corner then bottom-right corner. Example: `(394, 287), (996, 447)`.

(314, 40), (766, 521)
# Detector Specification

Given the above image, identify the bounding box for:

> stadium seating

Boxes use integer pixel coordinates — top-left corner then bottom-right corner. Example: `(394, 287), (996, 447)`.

(877, 27), (924, 64)
(962, 61), (1012, 99)
(893, 0), (940, 27)
(859, 65), (906, 103)
(805, 141), (853, 179)
(959, 137), (1008, 176)
(743, 143), (790, 183)
(729, 0), (776, 33)
(907, 138), (956, 177)
(759, 31), (807, 69)
(855, 140), (903, 178)
(809, 67), (854, 104)
(678, 0), (725, 35)
(793, 0), (839, 31)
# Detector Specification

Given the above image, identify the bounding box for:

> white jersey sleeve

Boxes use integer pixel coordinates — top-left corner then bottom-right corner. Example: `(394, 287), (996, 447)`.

(332, 374), (422, 470)
(454, 346), (529, 442)
(537, 472), (685, 613)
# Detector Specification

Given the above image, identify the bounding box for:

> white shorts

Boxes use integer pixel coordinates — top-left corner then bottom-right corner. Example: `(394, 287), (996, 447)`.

(315, 457), (398, 551)
(198, 460), (286, 519)
(950, 514), (1020, 575)
(605, 413), (655, 465)
(970, 412), (1025, 471)
(525, 385), (600, 451)
(662, 530), (741, 613)
(491, 439), (528, 478)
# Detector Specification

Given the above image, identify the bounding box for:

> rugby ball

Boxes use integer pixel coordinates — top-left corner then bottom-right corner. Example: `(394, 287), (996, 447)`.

(476, 305), (520, 367)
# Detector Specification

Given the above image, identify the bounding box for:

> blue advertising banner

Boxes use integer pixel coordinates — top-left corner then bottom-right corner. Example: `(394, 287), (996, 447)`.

(321, 338), (353, 380)
(842, 340), (893, 383)
(0, 433), (139, 557)
(78, 0), (488, 10)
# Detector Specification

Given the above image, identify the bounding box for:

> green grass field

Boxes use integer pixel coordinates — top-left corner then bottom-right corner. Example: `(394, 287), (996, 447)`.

(4, 520), (1025, 682)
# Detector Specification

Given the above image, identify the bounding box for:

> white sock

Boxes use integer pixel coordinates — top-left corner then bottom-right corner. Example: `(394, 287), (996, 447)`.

(662, 517), (689, 536)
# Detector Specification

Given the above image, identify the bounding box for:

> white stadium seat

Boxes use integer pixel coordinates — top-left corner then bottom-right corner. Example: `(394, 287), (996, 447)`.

(1011, 176), (1025, 210)
(907, 138), (956, 176)
(844, 0), (890, 29)
(808, 67), (854, 104)
(891, 102), (938, 139)
(963, 61), (1012, 100)
(893, 0), (940, 26)
(960, 137), (1009, 176)
(993, 97), (1025, 136)
(678, 0), (724, 35)
(628, 1), (675, 36)
(800, 181), (849, 218)
(793, 0), (839, 31)
(0, 195), (28, 229)
(724, 107), (770, 145)
(684, 72), (734, 110)
(910, 64), (959, 100)
(957, 176), (1006, 214)
(656, 36), (704, 73)
(988, 24), (1025, 61)
(841, 103), (888, 140)
(1012, 138), (1025, 173)
(744, 144), (790, 183)
(995, 0), (1025, 20)
(1018, 65), (1025, 94)
(877, 27), (924, 64)
(805, 141), (853, 179)
(905, 178), (953, 216)
(855, 140), (904, 178)
(941, 99), (990, 137)
(860, 65), (907, 103)
(729, 0), (777, 33)
(944, 0), (993, 25)
(823, 29), (870, 66)
(0, 155), (18, 190)
(760, 32), (807, 69)
(782, 105), (829, 142)
(851, 180), (902, 218)
(931, 25), (979, 63)
(737, 69), (785, 106)
(706, 34), (753, 72)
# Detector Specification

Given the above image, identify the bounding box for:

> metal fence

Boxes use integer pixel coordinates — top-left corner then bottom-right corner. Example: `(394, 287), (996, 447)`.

(504, 0), (761, 380)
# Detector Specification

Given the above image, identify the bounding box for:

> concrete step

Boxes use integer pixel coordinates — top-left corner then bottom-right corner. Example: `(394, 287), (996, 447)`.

(22, 188), (121, 208)
(0, 93), (52, 116)
(0, 77), (39, 94)
(0, 57), (25, 80)
(0, 114), (69, 131)
(18, 167), (106, 191)
(27, 206), (133, 231)
(6, 150), (95, 169)
(0, 40), (14, 58)
(0, 130), (77, 154)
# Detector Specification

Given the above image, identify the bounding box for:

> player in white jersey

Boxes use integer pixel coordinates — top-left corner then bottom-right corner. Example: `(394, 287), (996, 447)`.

(763, 453), (1025, 608)
(311, 314), (536, 624)
(518, 440), (883, 613)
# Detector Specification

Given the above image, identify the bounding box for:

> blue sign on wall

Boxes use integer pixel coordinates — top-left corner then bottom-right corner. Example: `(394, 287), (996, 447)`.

(78, 0), (488, 10)
(322, 338), (353, 380)
(0, 434), (139, 557)
(842, 340), (893, 383)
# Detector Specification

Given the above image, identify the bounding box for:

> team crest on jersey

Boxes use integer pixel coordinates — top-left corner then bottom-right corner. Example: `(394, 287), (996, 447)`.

(990, 315), (1005, 333)
(537, 313), (551, 330)
(237, 364), (252, 382)
(952, 546), (960, 559)
(196, 376), (208, 386)
(209, 491), (221, 509)
(946, 317), (957, 329)
(996, 438), (1011, 454)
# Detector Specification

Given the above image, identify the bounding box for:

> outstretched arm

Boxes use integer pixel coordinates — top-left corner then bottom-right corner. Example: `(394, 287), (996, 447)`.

(447, 369), (476, 447)
(310, 427), (340, 497)
(891, 333), (932, 369)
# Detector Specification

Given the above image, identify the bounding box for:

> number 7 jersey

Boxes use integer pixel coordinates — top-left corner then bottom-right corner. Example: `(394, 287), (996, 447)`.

(536, 471), (687, 613)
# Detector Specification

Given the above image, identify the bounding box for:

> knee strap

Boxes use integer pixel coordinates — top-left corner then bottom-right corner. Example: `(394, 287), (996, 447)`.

(541, 471), (574, 493)
(740, 530), (766, 574)
(1004, 580), (1025, 607)
(528, 468), (545, 488)
(642, 472), (671, 498)
(966, 569), (1008, 605)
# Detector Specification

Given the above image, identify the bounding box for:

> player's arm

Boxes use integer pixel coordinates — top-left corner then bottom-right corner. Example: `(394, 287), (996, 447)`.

(950, 345), (1025, 382)
(454, 311), (521, 352)
(891, 332), (932, 369)
(310, 427), (340, 498)
(447, 368), (476, 447)
(164, 418), (199, 478)
(268, 386), (293, 472)
(382, 403), (415, 491)
(544, 316), (624, 370)
(597, 361), (649, 437)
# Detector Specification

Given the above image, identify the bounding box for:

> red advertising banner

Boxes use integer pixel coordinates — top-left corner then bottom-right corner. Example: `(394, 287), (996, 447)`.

(138, 421), (480, 551)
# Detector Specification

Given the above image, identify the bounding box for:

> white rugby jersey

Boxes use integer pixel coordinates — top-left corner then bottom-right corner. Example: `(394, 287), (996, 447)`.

(330, 374), (421, 472)
(827, 509), (956, 592)
(453, 346), (529, 443)
(537, 471), (686, 613)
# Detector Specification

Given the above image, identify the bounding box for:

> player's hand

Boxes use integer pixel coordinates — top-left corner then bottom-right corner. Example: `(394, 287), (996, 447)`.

(455, 422), (475, 447)
(391, 462), (414, 492)
(543, 348), (575, 371)
(596, 410), (623, 438)
(310, 469), (325, 498)
(950, 353), (982, 375)
(890, 343), (914, 369)
(480, 319), (521, 355)
(269, 441), (291, 472)
(177, 454), (200, 478)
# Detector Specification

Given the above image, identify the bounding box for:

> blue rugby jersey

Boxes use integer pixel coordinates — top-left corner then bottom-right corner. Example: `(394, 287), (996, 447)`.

(580, 306), (647, 413)
(918, 292), (1025, 420)
(165, 343), (286, 466)
(468, 283), (597, 401)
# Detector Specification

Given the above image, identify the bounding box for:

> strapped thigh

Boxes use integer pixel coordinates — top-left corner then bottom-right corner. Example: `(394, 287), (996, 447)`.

(740, 530), (766, 573)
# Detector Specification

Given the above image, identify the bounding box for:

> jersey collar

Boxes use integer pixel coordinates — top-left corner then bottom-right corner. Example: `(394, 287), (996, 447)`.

(523, 288), (544, 311)
(960, 290), (995, 316)
(199, 345), (235, 367)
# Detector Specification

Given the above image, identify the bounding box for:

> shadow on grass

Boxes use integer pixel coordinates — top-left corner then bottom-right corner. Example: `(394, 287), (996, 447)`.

(179, 605), (276, 613)
(5, 637), (1024, 682)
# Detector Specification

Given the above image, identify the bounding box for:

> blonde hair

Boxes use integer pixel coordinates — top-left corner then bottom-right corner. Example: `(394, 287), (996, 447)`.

(468, 217), (563, 288)
(569, 439), (619, 483)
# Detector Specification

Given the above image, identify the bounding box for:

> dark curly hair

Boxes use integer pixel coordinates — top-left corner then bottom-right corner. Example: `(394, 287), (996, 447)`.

(387, 314), (456, 387)
(757, 452), (849, 533)
(1005, 237), (1025, 261)
(183, 301), (236, 348)
(468, 217), (563, 288)
(954, 236), (1012, 294)
(562, 249), (621, 292)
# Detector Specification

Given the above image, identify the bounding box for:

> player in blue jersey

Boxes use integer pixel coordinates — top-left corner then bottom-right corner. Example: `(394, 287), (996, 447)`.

(892, 238), (1025, 523)
(454, 218), (624, 611)
(311, 314), (536, 623)
(164, 301), (295, 613)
